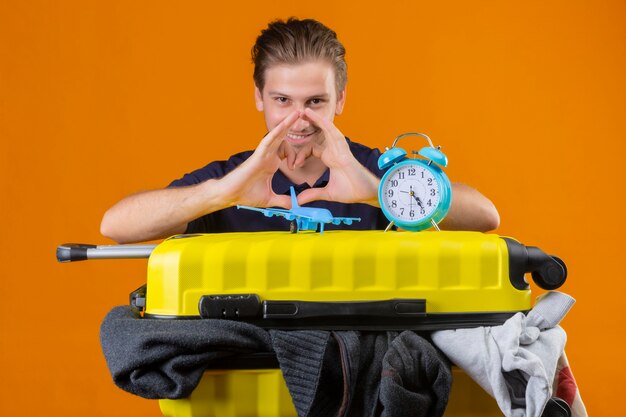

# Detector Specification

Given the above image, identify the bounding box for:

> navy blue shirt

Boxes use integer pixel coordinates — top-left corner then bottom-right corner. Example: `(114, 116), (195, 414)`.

(169, 138), (389, 233)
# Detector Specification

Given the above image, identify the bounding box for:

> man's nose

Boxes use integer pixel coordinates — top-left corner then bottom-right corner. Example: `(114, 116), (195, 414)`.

(291, 113), (311, 131)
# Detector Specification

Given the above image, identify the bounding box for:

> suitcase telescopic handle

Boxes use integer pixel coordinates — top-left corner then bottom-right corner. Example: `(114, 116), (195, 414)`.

(504, 239), (568, 290)
(56, 243), (156, 262)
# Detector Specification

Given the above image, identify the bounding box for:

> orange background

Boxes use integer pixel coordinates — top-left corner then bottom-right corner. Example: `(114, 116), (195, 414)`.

(1, 1), (624, 415)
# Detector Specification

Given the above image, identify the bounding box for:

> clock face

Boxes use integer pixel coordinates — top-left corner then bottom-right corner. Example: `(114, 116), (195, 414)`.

(380, 163), (441, 224)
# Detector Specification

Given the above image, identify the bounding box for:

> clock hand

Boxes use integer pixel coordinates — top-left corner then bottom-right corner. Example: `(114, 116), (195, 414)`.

(405, 185), (423, 208)
(412, 194), (424, 208)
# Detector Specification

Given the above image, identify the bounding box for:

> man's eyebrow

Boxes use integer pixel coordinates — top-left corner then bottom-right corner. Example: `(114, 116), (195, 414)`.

(307, 94), (330, 99)
(267, 91), (290, 97)
(266, 91), (330, 99)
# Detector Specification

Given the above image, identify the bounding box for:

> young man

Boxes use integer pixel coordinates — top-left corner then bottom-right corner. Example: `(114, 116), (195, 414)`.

(101, 18), (499, 243)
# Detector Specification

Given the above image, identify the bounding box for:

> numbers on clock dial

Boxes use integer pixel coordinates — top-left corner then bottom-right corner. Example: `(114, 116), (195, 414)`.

(382, 165), (440, 222)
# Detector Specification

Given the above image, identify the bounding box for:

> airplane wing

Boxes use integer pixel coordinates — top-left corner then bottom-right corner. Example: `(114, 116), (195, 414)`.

(236, 205), (317, 222)
(330, 217), (362, 226)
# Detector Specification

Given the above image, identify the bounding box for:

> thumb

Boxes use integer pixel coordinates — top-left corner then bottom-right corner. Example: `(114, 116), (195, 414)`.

(297, 187), (330, 206)
(267, 193), (292, 209)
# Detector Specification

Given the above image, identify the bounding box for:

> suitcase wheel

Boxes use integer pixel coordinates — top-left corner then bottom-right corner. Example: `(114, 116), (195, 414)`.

(530, 254), (567, 290)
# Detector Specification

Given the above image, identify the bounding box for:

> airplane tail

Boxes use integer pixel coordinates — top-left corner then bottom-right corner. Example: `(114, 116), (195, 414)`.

(289, 186), (299, 209)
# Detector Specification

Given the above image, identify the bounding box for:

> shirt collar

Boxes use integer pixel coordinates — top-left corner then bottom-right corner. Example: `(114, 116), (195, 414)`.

(272, 167), (330, 195)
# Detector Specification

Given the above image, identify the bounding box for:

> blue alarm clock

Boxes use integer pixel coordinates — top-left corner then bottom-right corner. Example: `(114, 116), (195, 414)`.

(377, 132), (452, 231)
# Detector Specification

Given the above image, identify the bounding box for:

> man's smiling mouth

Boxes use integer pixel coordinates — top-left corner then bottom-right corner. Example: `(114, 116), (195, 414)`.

(286, 130), (318, 142)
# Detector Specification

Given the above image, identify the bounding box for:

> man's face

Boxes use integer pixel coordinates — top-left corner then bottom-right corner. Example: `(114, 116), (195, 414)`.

(254, 61), (346, 150)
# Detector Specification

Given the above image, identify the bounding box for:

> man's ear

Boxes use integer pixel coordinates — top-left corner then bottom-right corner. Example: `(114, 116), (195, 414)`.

(335, 88), (346, 115)
(254, 85), (264, 111)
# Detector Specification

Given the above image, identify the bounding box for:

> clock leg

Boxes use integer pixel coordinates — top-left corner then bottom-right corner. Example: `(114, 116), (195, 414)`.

(431, 219), (441, 231)
(384, 221), (395, 232)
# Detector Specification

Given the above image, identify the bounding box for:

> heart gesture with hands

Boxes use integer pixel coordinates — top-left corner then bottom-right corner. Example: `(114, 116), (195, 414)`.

(220, 108), (380, 210)
(296, 108), (381, 207)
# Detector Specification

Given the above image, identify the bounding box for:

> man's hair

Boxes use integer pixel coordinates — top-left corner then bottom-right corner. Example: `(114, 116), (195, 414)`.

(252, 18), (347, 93)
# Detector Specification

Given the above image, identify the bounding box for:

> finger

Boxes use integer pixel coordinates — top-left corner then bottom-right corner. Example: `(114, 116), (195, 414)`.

(294, 143), (314, 168)
(303, 108), (341, 139)
(297, 187), (330, 206)
(259, 111), (300, 152)
(267, 111), (301, 150)
(294, 151), (306, 168)
(311, 142), (325, 159)
(267, 193), (292, 209)
(281, 141), (297, 170)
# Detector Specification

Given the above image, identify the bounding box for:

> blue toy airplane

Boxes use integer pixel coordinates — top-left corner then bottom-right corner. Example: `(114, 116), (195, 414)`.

(237, 186), (361, 234)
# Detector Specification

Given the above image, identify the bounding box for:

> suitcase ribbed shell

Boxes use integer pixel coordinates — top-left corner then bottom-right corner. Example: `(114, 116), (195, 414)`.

(145, 231), (530, 317)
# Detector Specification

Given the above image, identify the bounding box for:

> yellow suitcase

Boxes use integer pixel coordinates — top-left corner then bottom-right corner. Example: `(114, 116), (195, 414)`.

(132, 231), (565, 329)
(58, 230), (567, 416)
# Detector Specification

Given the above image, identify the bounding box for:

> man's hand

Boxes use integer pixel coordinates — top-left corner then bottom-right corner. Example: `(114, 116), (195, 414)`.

(296, 108), (380, 206)
(218, 111), (302, 208)
(100, 111), (304, 243)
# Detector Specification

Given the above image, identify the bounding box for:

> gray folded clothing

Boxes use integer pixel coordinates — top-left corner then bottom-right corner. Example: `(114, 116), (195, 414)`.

(99, 306), (273, 399)
(379, 331), (452, 417)
(100, 306), (452, 417)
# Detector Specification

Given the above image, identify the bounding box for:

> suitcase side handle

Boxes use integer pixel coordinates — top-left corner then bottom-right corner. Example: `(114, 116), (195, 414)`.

(198, 295), (426, 320)
(264, 299), (426, 319)
(504, 239), (567, 290)
(56, 243), (156, 262)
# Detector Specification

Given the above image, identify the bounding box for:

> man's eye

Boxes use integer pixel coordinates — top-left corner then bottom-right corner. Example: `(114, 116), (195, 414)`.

(276, 97), (289, 103)
(309, 99), (323, 105)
